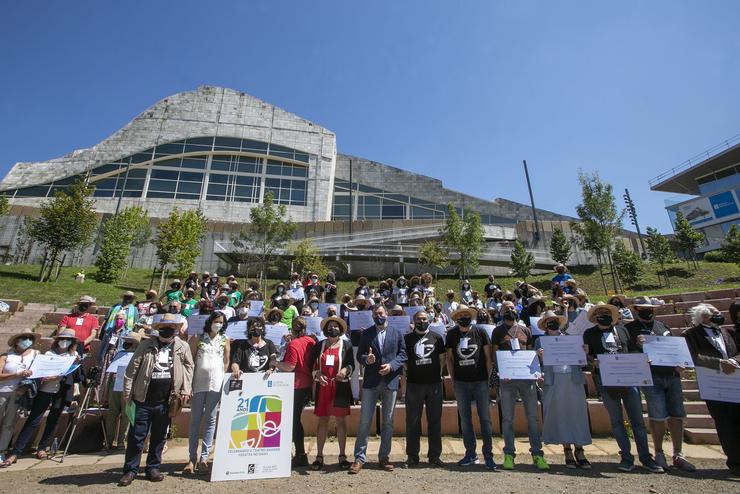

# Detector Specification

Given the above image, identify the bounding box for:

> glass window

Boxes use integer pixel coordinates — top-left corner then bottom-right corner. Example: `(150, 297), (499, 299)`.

(155, 142), (184, 157)
(234, 185), (255, 199)
(127, 168), (148, 178)
(235, 175), (254, 186)
(334, 194), (351, 205)
(95, 178), (118, 190)
(382, 203), (405, 219)
(214, 137), (242, 150)
(294, 152), (309, 163)
(122, 178), (145, 191)
(15, 186), (51, 197)
(92, 188), (114, 198)
(91, 164), (122, 175)
(291, 189), (306, 203)
(242, 139), (268, 153)
(122, 190), (142, 198)
(210, 157), (232, 172)
(154, 158), (181, 168)
(147, 191), (175, 199)
(181, 157), (207, 169)
(175, 192), (199, 200)
(237, 157), (260, 174)
(209, 173), (229, 184)
(148, 179), (177, 192)
(292, 165), (308, 177)
(179, 171), (203, 182)
(269, 144), (294, 159)
(177, 181), (202, 194)
(130, 151), (153, 164)
(151, 169), (179, 180)
(207, 184), (227, 196)
(266, 163), (282, 176)
(186, 136), (213, 147)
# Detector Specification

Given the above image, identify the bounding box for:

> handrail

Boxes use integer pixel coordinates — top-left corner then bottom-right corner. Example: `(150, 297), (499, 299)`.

(649, 132), (740, 187)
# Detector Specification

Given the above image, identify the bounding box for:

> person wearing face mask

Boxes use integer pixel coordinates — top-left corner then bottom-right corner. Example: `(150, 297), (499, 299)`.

(2, 329), (80, 465)
(324, 272), (338, 304)
(161, 279), (184, 304)
(609, 295), (634, 322)
(96, 310), (133, 404)
(561, 294), (581, 324)
(349, 305), (407, 474)
(118, 314), (194, 486)
(271, 282), (286, 308)
(624, 297), (695, 472)
(354, 277), (370, 299)
(483, 274), (501, 300)
(230, 319), (278, 378)
(492, 302), (548, 471)
(279, 295), (299, 328)
(393, 276), (409, 306)
(307, 317), (354, 470)
(227, 281), (242, 308)
(306, 297), (320, 317)
(0, 331), (38, 463)
(403, 311), (446, 468)
(460, 279), (473, 305)
(442, 289), (459, 320)
(137, 290), (159, 315)
(181, 288), (198, 317)
(551, 264), (573, 297)
(534, 311), (592, 469)
(58, 294), (99, 355)
(446, 306), (496, 470)
(214, 294), (235, 321)
(275, 317), (317, 468)
(304, 273), (324, 302)
(105, 332), (143, 450)
(184, 312), (229, 475)
(100, 291), (138, 361)
(582, 303), (664, 473)
(684, 303), (740, 476)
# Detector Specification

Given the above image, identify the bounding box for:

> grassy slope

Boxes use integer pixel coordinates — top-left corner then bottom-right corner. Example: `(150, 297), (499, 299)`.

(1, 261), (739, 309)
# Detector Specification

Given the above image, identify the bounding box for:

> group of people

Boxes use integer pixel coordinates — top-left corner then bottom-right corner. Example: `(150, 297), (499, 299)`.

(0, 265), (738, 485)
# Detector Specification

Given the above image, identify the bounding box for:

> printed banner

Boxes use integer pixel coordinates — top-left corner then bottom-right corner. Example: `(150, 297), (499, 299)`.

(211, 373), (295, 481)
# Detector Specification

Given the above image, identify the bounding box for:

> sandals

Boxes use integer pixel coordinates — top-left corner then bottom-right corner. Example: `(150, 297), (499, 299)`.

(311, 455), (324, 471)
(182, 461), (195, 474)
(0, 455), (17, 468)
(36, 450), (48, 460)
(196, 460), (209, 474)
(338, 454), (351, 469)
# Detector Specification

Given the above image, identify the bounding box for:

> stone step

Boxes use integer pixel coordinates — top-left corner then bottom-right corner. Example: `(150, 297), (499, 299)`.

(685, 427), (720, 445)
(683, 389), (701, 401)
(643, 413), (715, 430)
(24, 303), (57, 311)
(681, 379), (698, 390)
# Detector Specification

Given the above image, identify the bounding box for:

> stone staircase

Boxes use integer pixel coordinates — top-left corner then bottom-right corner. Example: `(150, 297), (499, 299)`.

(0, 302), (57, 337)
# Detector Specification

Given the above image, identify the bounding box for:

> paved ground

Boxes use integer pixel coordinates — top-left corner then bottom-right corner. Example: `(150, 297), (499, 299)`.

(1, 438), (737, 493)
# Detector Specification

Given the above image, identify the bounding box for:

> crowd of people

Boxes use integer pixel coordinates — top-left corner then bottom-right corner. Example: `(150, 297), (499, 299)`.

(0, 265), (738, 485)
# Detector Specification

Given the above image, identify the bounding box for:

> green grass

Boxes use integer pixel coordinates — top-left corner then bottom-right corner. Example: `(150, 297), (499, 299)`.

(1, 260), (738, 309)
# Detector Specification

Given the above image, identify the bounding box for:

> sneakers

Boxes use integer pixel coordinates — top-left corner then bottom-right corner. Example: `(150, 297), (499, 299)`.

(617, 458), (634, 472)
(457, 454), (479, 467)
(654, 452), (669, 470)
(641, 458), (666, 474)
(503, 454), (515, 470)
(484, 456), (498, 471)
(533, 455), (550, 471)
(672, 453), (696, 472)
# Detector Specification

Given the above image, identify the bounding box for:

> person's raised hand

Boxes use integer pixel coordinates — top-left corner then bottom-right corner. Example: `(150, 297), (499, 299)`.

(366, 347), (376, 365)
(379, 363), (391, 375)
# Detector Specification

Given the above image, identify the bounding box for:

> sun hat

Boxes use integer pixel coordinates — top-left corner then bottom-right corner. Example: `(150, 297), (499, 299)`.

(320, 316), (347, 334)
(122, 290), (135, 298)
(8, 330), (39, 349)
(451, 305), (476, 321)
(554, 263), (568, 272)
(152, 313), (184, 329)
(78, 295), (96, 304)
(537, 310), (567, 331)
(632, 296), (658, 309)
(54, 328), (79, 342)
(389, 305), (405, 316)
(587, 303), (620, 325)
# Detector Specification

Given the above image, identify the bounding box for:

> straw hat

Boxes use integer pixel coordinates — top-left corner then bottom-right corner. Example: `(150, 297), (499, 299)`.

(145, 289), (158, 298)
(632, 296), (658, 309)
(451, 305), (476, 321)
(587, 303), (620, 325)
(554, 263), (568, 272)
(152, 313), (184, 329)
(527, 295), (545, 308)
(122, 332), (143, 343)
(121, 290), (135, 298)
(79, 295), (96, 304)
(389, 305), (405, 316)
(537, 310), (567, 331)
(54, 328), (79, 342)
(8, 330), (39, 349)
(320, 316), (347, 334)
(564, 279), (578, 288)
(354, 295), (370, 309)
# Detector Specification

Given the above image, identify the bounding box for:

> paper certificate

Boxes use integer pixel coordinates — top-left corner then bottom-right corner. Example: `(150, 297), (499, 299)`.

(247, 300), (264, 318)
(405, 306), (425, 319)
(428, 322), (446, 343)
(529, 317), (544, 336)
(565, 310), (591, 336)
(388, 315), (411, 333)
(597, 353), (654, 387)
(106, 352), (134, 372)
(187, 314), (210, 335)
(496, 350), (542, 380)
(264, 323), (289, 345)
(304, 316), (323, 338)
(476, 324), (495, 341)
(695, 366), (740, 404)
(348, 310), (374, 331)
(226, 320), (248, 340)
(113, 364), (127, 392)
(539, 335), (587, 366)
(28, 354), (77, 379)
(317, 303), (339, 318)
(642, 336), (694, 368)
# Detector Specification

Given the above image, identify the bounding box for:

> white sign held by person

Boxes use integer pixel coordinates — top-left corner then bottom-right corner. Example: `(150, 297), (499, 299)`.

(247, 301), (264, 318)
(317, 303), (339, 318)
(348, 310), (374, 331)
(211, 373), (295, 481)
(304, 316), (324, 340)
(187, 314), (210, 335)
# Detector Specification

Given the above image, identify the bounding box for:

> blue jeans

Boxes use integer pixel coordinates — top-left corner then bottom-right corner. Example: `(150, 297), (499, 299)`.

(643, 373), (686, 420)
(353, 382), (397, 463)
(188, 391), (221, 462)
(499, 379), (543, 457)
(598, 384), (652, 465)
(453, 380), (493, 458)
(123, 401), (170, 474)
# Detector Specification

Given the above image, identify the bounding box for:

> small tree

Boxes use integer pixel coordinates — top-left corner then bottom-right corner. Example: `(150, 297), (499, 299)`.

(719, 224), (740, 267)
(0, 194), (9, 217)
(28, 180), (98, 282)
(292, 238), (328, 277)
(549, 227), (571, 265)
(612, 241), (644, 289)
(510, 239), (535, 282)
(232, 191), (296, 290)
(94, 206), (150, 283)
(418, 240), (450, 279)
(440, 204), (485, 279)
(645, 227), (676, 286)
(153, 208), (207, 292)
(673, 211), (704, 270)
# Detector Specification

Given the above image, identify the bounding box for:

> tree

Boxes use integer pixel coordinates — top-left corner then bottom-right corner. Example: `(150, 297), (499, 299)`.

(549, 227), (571, 265)
(645, 227), (676, 287)
(612, 241), (644, 289)
(153, 208), (207, 292)
(292, 238), (328, 277)
(570, 171), (624, 294)
(232, 191), (296, 289)
(418, 240), (450, 279)
(510, 239), (535, 282)
(673, 211), (704, 270)
(94, 206), (150, 283)
(0, 194), (9, 217)
(440, 204), (485, 279)
(28, 180), (98, 282)
(719, 224), (740, 267)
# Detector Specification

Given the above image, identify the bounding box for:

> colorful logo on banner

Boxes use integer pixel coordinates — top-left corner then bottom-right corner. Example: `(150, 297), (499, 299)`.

(229, 395), (282, 449)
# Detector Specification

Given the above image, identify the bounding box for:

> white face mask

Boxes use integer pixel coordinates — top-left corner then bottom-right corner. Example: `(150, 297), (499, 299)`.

(17, 338), (33, 350)
(212, 322), (224, 332)
(58, 340), (72, 350)
(238, 308), (248, 317)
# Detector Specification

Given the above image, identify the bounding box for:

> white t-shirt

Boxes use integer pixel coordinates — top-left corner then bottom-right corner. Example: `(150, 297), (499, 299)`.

(193, 333), (227, 393)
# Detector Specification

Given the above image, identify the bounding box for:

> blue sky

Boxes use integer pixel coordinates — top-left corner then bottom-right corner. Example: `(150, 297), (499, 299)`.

(1, 0), (739, 232)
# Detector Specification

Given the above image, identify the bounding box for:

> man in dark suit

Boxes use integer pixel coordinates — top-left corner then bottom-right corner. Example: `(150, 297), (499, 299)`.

(349, 304), (407, 474)
(684, 303), (740, 476)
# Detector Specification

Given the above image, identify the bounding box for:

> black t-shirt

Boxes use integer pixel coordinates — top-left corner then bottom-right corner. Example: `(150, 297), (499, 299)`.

(231, 339), (278, 372)
(185, 278), (198, 291)
(624, 319), (676, 377)
(145, 340), (173, 405)
(404, 331), (445, 384)
(484, 282), (500, 298)
(446, 326), (490, 382)
(354, 286), (370, 298)
(582, 324), (630, 377)
(305, 284), (324, 301)
(324, 283), (338, 303)
(491, 323), (532, 350)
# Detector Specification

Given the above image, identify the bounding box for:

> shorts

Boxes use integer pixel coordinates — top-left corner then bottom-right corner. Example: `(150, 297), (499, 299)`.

(642, 373), (686, 421)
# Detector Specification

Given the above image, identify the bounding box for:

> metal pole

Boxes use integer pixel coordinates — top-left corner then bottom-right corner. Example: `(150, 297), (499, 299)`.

(348, 159), (353, 235)
(523, 160), (540, 246)
(114, 157), (132, 215)
(624, 188), (648, 258)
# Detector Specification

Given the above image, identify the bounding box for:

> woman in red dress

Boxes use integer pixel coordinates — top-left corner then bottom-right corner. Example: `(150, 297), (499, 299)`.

(310, 316), (354, 470)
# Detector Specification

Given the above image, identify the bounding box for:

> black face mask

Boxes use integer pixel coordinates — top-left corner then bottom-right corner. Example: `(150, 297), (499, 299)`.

(123, 342), (135, 351)
(710, 314), (725, 325)
(78, 304), (89, 312)
(457, 317), (471, 327)
(546, 320), (560, 331)
(325, 326), (341, 338)
(123, 297), (134, 305)
(373, 316), (387, 326)
(503, 312), (516, 321)
(414, 321), (430, 332)
(169, 306), (179, 314)
(637, 309), (654, 321)
(158, 328), (176, 339)
(596, 314), (613, 326)
(447, 295), (454, 300)
(248, 329), (263, 339)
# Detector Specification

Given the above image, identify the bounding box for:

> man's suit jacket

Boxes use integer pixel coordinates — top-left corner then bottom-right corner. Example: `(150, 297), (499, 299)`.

(357, 324), (407, 390)
(683, 325), (740, 371)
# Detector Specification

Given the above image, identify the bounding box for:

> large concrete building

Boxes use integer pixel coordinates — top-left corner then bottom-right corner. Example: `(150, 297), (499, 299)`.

(0, 86), (638, 275)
